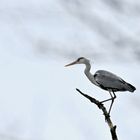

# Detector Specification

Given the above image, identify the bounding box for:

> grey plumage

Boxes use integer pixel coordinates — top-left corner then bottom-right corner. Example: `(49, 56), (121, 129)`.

(65, 57), (136, 114)
(93, 70), (136, 92)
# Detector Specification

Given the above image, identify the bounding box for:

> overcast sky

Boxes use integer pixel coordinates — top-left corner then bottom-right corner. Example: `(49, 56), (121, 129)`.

(0, 0), (140, 140)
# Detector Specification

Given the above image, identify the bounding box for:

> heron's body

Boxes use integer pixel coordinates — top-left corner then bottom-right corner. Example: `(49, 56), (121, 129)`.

(65, 57), (136, 114)
(88, 70), (135, 92)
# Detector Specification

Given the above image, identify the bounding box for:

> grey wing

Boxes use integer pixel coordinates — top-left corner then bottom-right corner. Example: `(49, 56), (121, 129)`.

(94, 70), (126, 91)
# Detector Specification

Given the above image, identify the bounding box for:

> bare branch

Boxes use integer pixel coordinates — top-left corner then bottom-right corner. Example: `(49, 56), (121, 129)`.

(76, 88), (118, 140)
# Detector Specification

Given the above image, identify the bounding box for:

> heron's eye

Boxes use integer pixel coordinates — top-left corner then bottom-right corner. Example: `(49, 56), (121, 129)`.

(77, 57), (84, 61)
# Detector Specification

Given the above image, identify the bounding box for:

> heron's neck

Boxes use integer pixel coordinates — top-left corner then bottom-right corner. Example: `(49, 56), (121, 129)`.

(84, 62), (92, 78)
(84, 62), (97, 85)
(84, 63), (91, 75)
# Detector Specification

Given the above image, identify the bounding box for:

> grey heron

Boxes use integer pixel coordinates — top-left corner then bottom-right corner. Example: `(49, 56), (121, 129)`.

(65, 57), (136, 115)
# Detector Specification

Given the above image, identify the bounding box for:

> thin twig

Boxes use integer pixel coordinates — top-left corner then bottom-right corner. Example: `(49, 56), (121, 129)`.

(76, 88), (118, 140)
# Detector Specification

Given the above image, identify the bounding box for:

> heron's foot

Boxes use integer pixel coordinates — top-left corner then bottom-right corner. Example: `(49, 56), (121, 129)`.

(98, 101), (111, 119)
(104, 112), (110, 121)
(106, 113), (110, 118)
(98, 101), (103, 109)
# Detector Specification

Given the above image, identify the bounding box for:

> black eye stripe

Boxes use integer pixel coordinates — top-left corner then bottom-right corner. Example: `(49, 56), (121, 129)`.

(77, 57), (84, 61)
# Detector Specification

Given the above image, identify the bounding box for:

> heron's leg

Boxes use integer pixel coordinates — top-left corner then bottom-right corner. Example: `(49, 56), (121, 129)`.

(108, 91), (116, 115)
(100, 91), (116, 103)
(100, 91), (116, 115)
(100, 92), (113, 103)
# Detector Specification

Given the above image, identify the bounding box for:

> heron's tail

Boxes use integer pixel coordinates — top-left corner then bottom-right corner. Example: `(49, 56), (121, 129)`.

(125, 83), (136, 92)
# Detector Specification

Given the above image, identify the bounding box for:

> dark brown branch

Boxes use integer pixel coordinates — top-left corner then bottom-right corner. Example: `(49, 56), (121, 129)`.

(76, 88), (118, 140)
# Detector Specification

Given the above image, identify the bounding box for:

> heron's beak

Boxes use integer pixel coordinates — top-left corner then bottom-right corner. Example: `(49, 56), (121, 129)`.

(65, 60), (77, 67)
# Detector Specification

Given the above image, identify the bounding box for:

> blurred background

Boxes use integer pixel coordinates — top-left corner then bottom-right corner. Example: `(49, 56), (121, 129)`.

(0, 0), (140, 140)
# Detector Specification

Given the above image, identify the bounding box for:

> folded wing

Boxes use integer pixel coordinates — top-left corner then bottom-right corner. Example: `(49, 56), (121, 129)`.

(94, 70), (135, 92)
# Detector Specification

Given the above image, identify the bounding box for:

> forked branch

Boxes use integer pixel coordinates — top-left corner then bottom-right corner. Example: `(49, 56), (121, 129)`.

(76, 88), (118, 140)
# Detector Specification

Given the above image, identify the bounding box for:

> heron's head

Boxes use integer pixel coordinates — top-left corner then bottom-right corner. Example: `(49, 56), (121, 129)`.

(65, 57), (90, 67)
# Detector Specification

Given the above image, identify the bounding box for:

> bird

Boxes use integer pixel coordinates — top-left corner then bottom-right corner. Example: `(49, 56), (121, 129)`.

(65, 57), (136, 115)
